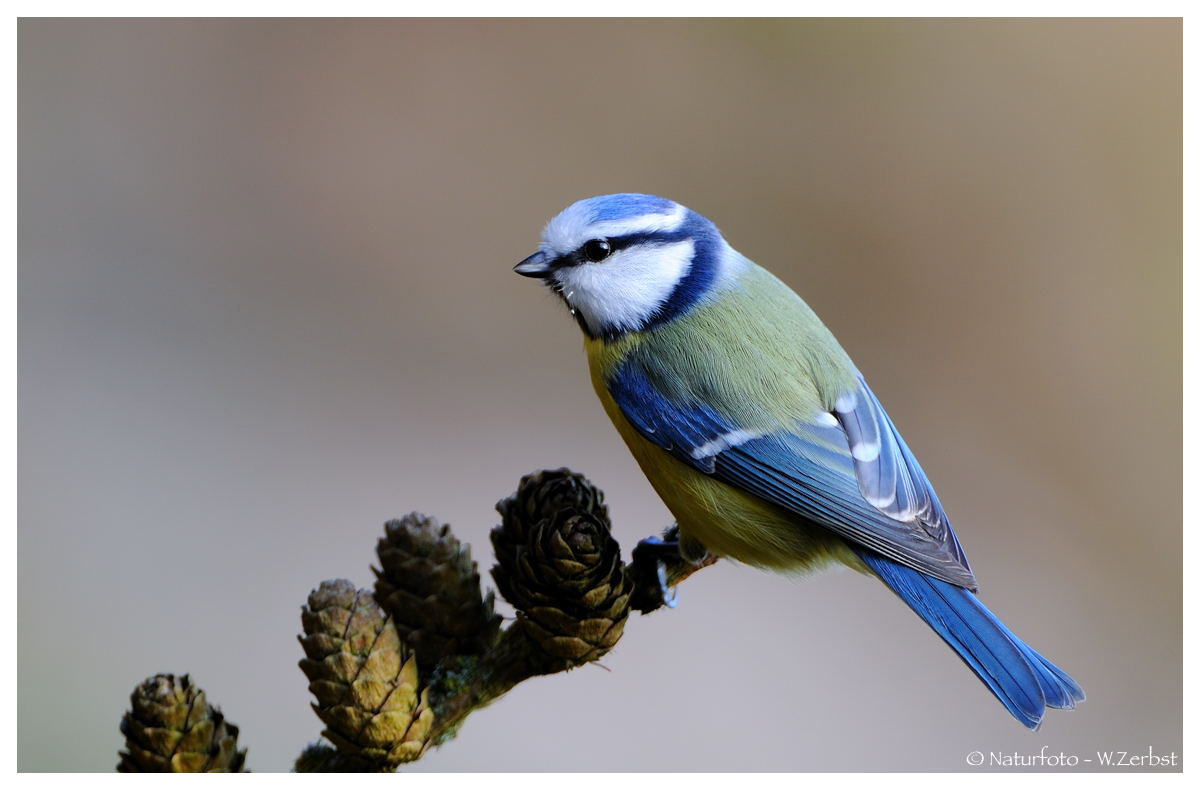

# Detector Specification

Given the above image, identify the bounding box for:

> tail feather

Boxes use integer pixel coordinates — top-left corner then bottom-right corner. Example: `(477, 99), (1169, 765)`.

(857, 550), (1084, 729)
(990, 610), (1085, 710)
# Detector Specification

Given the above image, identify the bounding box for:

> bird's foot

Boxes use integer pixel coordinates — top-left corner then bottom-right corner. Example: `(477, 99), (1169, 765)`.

(629, 525), (718, 613)
(656, 561), (678, 609)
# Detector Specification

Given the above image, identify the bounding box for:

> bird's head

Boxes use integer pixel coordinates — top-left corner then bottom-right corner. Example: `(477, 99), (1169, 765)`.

(514, 194), (738, 340)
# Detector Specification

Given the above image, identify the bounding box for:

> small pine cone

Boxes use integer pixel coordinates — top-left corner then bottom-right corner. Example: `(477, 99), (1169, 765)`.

(373, 513), (500, 668)
(491, 507), (632, 665)
(117, 674), (246, 772)
(298, 580), (434, 770)
(496, 469), (609, 536)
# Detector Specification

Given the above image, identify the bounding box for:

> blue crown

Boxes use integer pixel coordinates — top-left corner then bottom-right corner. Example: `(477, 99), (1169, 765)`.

(580, 193), (678, 224)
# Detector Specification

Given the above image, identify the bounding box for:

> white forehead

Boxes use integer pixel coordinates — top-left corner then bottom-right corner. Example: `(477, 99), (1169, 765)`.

(540, 197), (688, 256)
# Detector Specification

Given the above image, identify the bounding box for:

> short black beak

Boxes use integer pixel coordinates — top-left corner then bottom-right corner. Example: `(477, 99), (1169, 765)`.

(513, 252), (554, 279)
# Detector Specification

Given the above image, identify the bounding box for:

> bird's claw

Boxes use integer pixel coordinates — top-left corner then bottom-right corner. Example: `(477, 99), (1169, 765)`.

(630, 526), (708, 612)
(657, 560), (679, 608)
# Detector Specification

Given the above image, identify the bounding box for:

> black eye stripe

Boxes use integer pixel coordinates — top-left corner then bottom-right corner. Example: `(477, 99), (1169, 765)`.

(605, 237), (638, 253)
(600, 229), (690, 253)
(571, 236), (643, 261)
(562, 227), (693, 268)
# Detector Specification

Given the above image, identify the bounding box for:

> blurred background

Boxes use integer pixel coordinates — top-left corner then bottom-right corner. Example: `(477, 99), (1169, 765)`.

(19, 18), (1179, 772)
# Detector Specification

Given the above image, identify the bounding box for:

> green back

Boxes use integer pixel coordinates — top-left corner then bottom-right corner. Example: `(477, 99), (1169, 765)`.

(594, 260), (859, 434)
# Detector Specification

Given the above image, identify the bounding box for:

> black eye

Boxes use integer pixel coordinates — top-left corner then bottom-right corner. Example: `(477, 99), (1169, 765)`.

(581, 239), (612, 262)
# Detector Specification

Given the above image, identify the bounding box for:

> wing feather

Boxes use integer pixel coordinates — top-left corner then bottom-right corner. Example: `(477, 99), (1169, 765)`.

(610, 359), (976, 589)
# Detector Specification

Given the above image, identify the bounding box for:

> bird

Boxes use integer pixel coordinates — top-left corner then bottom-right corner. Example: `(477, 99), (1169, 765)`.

(513, 192), (1084, 729)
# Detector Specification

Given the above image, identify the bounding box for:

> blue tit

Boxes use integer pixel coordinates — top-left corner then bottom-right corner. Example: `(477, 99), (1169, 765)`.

(514, 193), (1084, 729)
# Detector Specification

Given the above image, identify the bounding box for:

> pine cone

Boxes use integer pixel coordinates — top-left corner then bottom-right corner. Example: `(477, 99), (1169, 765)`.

(496, 468), (608, 533)
(491, 505), (632, 665)
(298, 580), (433, 770)
(373, 513), (499, 668)
(117, 674), (246, 772)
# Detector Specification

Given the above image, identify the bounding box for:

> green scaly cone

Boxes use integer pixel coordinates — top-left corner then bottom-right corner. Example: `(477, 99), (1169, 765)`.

(117, 674), (247, 772)
(373, 513), (500, 670)
(496, 468), (609, 529)
(492, 471), (631, 666)
(298, 579), (434, 771)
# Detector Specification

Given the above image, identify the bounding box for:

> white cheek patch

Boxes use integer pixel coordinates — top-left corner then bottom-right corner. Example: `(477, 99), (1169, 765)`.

(554, 240), (694, 335)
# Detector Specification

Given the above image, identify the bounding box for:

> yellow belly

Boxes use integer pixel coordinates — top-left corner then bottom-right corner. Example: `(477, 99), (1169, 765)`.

(592, 377), (864, 575)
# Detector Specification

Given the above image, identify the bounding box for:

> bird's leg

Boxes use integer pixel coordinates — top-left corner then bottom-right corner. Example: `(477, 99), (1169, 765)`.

(629, 525), (719, 613)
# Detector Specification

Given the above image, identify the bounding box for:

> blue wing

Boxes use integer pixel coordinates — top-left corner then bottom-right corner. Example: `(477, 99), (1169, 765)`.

(610, 358), (976, 590)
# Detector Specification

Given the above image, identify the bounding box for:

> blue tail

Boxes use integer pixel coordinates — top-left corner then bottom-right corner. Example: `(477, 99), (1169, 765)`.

(856, 550), (1084, 729)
